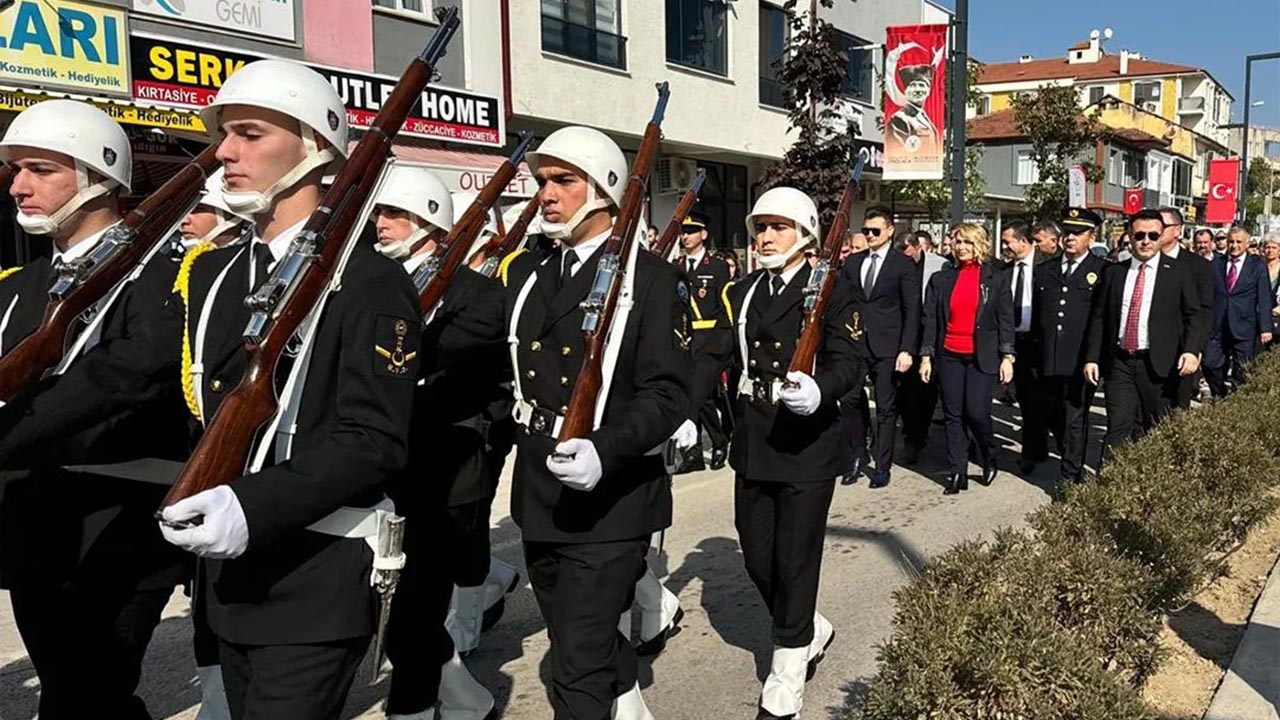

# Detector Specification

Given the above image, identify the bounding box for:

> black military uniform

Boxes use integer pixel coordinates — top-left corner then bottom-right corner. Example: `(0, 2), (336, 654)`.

(1030, 208), (1107, 483)
(385, 261), (507, 715)
(503, 238), (689, 719)
(675, 216), (733, 471)
(724, 263), (867, 650)
(0, 241), (192, 720)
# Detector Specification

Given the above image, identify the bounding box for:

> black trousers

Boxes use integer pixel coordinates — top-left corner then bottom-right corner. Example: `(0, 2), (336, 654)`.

(839, 385), (872, 468)
(898, 367), (938, 449)
(220, 636), (368, 720)
(697, 391), (728, 452)
(856, 356), (901, 474)
(525, 537), (650, 720)
(733, 476), (835, 648)
(11, 578), (174, 720)
(1013, 334), (1048, 461)
(1206, 334), (1258, 398)
(936, 351), (997, 475)
(1101, 350), (1177, 464)
(1042, 374), (1096, 481)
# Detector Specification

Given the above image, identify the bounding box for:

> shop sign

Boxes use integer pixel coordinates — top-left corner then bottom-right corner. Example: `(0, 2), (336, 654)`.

(131, 0), (296, 43)
(0, 0), (129, 96)
(0, 85), (202, 132)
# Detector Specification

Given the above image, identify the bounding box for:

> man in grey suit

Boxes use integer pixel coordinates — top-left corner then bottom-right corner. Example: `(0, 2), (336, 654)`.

(897, 230), (946, 465)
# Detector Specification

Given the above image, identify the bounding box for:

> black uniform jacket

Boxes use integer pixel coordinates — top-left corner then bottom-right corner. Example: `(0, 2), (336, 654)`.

(1084, 255), (1205, 379)
(839, 247), (920, 358)
(0, 252), (190, 590)
(723, 266), (867, 483)
(1031, 253), (1107, 377)
(395, 266), (508, 517)
(185, 238), (420, 644)
(676, 253), (733, 413)
(920, 262), (1016, 375)
(503, 244), (690, 543)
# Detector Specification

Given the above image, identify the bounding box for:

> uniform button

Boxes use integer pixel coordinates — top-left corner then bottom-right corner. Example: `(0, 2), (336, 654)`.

(1058, 311), (1064, 317)
(773, 341), (783, 350)
(1060, 299), (1066, 306)
(561, 346), (572, 356)
(1062, 286), (1068, 292)
(752, 340), (761, 348)
(749, 359), (758, 367)
(560, 376), (569, 386)
(209, 379), (224, 392)
(771, 361), (780, 369)
(1057, 324), (1063, 331)
(529, 398), (538, 407)
(531, 341), (542, 352)
(526, 370), (536, 379)
(559, 405), (568, 413)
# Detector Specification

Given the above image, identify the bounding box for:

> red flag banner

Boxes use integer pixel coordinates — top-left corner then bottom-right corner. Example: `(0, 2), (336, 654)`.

(1205, 158), (1241, 224)
(883, 24), (948, 181)
(1124, 187), (1144, 215)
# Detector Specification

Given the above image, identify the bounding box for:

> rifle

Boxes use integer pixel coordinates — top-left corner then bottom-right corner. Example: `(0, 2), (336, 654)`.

(0, 144), (221, 402)
(414, 131), (534, 310)
(650, 168), (707, 262)
(557, 83), (670, 443)
(786, 155), (865, 378)
(161, 9), (462, 508)
(477, 194), (539, 279)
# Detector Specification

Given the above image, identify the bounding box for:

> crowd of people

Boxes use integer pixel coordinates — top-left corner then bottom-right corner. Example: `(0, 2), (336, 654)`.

(0, 54), (1277, 720)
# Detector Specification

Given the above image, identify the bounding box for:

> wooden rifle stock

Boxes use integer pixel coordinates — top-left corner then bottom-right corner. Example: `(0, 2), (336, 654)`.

(419, 131), (534, 313)
(650, 168), (707, 261)
(0, 144), (221, 402)
(161, 9), (462, 508)
(478, 195), (540, 278)
(557, 83), (670, 442)
(786, 156), (866, 376)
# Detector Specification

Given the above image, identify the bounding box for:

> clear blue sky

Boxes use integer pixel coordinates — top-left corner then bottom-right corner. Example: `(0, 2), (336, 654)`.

(931, 0), (1280, 127)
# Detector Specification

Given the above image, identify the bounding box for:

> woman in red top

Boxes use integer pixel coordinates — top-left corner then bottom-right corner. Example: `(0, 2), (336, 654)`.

(919, 223), (1016, 495)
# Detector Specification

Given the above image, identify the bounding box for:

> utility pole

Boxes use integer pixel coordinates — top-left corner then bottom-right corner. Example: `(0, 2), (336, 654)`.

(1240, 51), (1280, 227)
(949, 0), (969, 226)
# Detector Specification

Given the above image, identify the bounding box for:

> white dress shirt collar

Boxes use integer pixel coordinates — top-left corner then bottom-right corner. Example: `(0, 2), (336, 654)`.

(257, 218), (309, 265)
(562, 229), (610, 277)
(1164, 244), (1181, 259)
(768, 260), (805, 292)
(52, 222), (119, 265)
(683, 247), (706, 267)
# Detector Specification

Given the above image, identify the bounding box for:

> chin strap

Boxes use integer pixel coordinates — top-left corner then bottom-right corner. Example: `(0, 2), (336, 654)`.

(17, 162), (116, 236)
(755, 234), (813, 270)
(223, 126), (337, 217)
(542, 183), (611, 241)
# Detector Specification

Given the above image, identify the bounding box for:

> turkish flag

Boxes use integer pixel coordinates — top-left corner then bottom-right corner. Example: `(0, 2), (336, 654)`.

(1124, 188), (1143, 215)
(1205, 158), (1241, 224)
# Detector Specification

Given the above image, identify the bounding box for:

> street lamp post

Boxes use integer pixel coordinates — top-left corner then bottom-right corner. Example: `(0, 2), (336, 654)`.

(1240, 52), (1280, 227)
(949, 0), (969, 226)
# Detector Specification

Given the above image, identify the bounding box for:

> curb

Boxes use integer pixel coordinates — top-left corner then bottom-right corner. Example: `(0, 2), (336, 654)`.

(1203, 553), (1280, 720)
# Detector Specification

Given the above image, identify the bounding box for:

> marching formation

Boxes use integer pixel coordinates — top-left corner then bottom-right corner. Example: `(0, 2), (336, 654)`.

(0, 14), (1264, 720)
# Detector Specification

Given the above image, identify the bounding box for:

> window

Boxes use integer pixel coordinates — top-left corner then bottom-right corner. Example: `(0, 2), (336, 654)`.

(1015, 150), (1040, 186)
(542, 0), (627, 70)
(1265, 140), (1280, 159)
(373, 0), (426, 12)
(1087, 85), (1105, 105)
(835, 31), (874, 104)
(667, 0), (728, 75)
(1172, 160), (1192, 198)
(1111, 148), (1143, 186)
(1134, 80), (1161, 105)
(758, 3), (788, 108)
(976, 95), (990, 115)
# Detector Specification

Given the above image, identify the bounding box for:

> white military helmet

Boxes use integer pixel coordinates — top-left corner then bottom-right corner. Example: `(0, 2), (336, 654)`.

(0, 100), (131, 235)
(372, 163), (453, 260)
(185, 167), (250, 247)
(201, 60), (348, 216)
(525, 126), (628, 240)
(451, 191), (502, 262)
(745, 187), (821, 270)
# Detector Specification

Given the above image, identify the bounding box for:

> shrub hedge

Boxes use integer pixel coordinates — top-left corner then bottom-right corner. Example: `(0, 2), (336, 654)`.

(852, 351), (1280, 719)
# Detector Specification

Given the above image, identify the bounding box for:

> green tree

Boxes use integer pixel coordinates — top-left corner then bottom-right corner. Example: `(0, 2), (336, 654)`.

(1013, 84), (1105, 221)
(1243, 157), (1280, 233)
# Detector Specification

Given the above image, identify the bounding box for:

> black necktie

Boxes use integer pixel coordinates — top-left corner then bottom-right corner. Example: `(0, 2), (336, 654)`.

(251, 242), (274, 291)
(1014, 261), (1026, 327)
(1064, 259), (1076, 278)
(687, 257), (697, 275)
(771, 275), (785, 297)
(558, 249), (578, 290)
(864, 254), (878, 293)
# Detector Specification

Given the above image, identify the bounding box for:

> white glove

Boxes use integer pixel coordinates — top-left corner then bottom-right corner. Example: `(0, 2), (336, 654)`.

(672, 419), (698, 450)
(546, 438), (603, 492)
(779, 371), (821, 416)
(159, 485), (250, 559)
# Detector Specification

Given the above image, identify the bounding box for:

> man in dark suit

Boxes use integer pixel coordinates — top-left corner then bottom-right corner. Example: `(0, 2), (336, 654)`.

(505, 126), (688, 719)
(675, 209), (733, 471)
(1158, 207), (1214, 409)
(1031, 208), (1106, 484)
(1084, 209), (1206, 462)
(838, 205), (919, 488)
(1205, 227), (1275, 396)
(1000, 219), (1053, 475)
(896, 231), (946, 465)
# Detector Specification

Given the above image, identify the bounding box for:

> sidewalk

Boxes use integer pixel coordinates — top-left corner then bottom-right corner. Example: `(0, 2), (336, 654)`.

(1204, 554), (1280, 720)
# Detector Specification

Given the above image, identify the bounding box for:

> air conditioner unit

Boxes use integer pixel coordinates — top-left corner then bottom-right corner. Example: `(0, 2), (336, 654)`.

(656, 157), (698, 195)
(1141, 101), (1160, 114)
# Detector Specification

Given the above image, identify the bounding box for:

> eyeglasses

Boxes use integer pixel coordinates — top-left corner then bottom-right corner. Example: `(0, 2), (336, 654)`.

(1130, 231), (1162, 242)
(860, 227), (883, 237)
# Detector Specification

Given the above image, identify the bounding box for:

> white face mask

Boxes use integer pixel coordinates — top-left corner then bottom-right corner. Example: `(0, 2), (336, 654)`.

(541, 182), (611, 241)
(223, 126), (336, 217)
(17, 161), (116, 236)
(374, 213), (437, 261)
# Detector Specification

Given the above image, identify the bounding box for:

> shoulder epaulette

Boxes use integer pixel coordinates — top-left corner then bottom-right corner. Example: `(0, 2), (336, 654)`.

(0, 266), (22, 283)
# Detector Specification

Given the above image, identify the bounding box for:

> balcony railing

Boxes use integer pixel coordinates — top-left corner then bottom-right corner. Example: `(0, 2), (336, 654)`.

(1178, 96), (1206, 114)
(541, 15), (627, 71)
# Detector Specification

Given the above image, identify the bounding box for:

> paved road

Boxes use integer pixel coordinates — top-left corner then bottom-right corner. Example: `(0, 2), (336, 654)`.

(0, 402), (1081, 719)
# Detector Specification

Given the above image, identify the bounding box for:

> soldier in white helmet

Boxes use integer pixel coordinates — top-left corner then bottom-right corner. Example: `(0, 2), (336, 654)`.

(501, 125), (691, 720)
(0, 99), (195, 717)
(178, 167), (252, 250)
(367, 162), (500, 720)
(722, 187), (868, 720)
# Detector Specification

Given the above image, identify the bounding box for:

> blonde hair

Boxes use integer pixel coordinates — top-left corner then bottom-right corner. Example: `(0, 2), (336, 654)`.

(952, 222), (992, 263)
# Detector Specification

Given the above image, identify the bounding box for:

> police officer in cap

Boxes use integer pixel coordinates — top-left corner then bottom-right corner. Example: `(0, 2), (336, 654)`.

(1030, 207), (1107, 485)
(723, 187), (868, 720)
(503, 125), (690, 719)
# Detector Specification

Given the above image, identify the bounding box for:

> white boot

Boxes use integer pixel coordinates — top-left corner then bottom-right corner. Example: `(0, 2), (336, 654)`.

(482, 556), (519, 611)
(759, 646), (807, 718)
(805, 612), (835, 679)
(386, 711), (435, 720)
(437, 651), (495, 720)
(611, 681), (655, 720)
(445, 584), (487, 654)
(634, 569), (683, 655)
(618, 608), (633, 641)
(194, 665), (232, 720)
